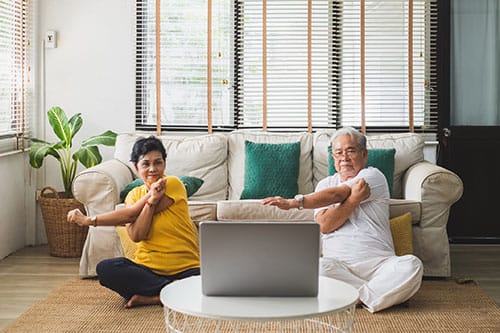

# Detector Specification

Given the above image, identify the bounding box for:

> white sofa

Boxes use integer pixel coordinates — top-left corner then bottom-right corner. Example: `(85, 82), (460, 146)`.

(72, 130), (463, 277)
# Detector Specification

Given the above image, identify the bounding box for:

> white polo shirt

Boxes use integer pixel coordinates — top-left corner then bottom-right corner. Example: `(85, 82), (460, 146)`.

(314, 167), (395, 262)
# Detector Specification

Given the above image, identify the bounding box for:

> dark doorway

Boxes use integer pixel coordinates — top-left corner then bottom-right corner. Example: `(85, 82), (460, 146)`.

(438, 0), (500, 243)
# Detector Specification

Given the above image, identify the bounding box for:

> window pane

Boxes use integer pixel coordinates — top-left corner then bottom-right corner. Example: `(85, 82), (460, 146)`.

(235, 0), (331, 130)
(136, 0), (438, 133)
(0, 0), (30, 150)
(136, 0), (232, 129)
(337, 0), (437, 132)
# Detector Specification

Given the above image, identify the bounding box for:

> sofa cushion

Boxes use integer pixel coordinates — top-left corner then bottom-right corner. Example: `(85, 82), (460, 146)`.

(389, 212), (414, 256)
(228, 131), (314, 200)
(240, 141), (300, 199)
(313, 131), (425, 199)
(328, 147), (396, 195)
(114, 133), (228, 201)
(367, 133), (425, 198)
(188, 201), (217, 226)
(217, 200), (315, 222)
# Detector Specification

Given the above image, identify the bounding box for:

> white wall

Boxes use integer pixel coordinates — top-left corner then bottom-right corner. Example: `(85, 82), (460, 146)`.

(0, 153), (29, 258)
(1, 0), (137, 259)
(39, 0), (136, 156)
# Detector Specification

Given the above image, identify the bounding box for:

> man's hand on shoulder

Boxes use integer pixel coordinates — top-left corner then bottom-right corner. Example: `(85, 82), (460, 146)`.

(350, 178), (370, 204)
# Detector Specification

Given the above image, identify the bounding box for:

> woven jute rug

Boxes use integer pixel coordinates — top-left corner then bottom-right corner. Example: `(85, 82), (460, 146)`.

(2, 278), (499, 333)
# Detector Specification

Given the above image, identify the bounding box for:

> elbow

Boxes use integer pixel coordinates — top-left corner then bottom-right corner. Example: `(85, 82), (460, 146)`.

(319, 224), (330, 234)
(127, 228), (145, 243)
(316, 216), (330, 234)
(129, 234), (141, 243)
(124, 211), (139, 222)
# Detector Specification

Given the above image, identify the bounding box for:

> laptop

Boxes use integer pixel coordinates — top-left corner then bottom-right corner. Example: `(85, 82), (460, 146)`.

(199, 221), (320, 297)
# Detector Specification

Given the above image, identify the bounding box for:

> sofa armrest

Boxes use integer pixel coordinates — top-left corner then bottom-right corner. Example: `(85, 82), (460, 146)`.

(402, 161), (463, 228)
(72, 159), (134, 216)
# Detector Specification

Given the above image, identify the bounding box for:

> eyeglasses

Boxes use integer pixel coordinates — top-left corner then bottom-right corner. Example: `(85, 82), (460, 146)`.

(332, 148), (359, 159)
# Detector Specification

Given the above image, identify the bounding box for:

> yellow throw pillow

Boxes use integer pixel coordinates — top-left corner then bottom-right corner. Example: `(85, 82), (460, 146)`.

(116, 226), (137, 260)
(389, 212), (413, 256)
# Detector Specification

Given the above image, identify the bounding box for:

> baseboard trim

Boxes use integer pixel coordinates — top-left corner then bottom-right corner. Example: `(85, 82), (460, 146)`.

(449, 237), (500, 244)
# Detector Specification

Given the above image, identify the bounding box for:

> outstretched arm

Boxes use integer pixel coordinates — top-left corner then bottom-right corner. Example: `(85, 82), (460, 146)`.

(261, 184), (352, 210)
(67, 178), (169, 228)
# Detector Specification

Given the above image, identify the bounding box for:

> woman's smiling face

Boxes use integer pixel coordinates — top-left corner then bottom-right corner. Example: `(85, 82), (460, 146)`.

(134, 150), (166, 187)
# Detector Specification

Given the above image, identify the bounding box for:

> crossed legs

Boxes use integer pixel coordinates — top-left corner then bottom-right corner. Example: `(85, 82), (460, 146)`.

(320, 254), (423, 313)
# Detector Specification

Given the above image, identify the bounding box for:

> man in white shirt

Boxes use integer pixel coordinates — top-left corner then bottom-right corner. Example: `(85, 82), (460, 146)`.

(262, 127), (423, 312)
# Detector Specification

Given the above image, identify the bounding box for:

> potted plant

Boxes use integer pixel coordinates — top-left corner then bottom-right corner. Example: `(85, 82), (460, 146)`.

(26, 106), (117, 257)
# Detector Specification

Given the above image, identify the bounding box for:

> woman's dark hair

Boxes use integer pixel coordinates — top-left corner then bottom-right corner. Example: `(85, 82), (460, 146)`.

(130, 136), (167, 163)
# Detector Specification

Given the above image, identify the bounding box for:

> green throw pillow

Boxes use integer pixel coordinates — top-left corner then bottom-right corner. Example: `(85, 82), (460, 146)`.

(120, 179), (144, 202)
(119, 176), (204, 202)
(328, 146), (396, 196)
(178, 176), (204, 197)
(240, 140), (301, 199)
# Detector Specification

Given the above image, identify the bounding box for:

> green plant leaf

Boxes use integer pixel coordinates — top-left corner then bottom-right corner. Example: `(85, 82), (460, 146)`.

(67, 113), (83, 142)
(52, 141), (66, 150)
(28, 143), (60, 168)
(82, 130), (117, 147)
(47, 106), (71, 146)
(73, 146), (102, 168)
(27, 106), (116, 198)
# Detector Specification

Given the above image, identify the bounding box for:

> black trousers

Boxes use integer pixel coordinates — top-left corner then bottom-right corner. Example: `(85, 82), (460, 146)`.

(96, 257), (200, 300)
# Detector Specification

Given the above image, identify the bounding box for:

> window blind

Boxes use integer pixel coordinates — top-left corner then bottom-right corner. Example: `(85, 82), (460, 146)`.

(0, 0), (31, 152)
(336, 0), (438, 132)
(136, 0), (438, 134)
(135, 0), (232, 131)
(234, 0), (331, 131)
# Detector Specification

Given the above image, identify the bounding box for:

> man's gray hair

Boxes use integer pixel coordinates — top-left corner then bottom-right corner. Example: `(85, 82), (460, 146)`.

(330, 127), (367, 149)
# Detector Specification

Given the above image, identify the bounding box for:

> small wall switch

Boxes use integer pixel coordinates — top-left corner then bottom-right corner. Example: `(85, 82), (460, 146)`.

(46, 30), (57, 48)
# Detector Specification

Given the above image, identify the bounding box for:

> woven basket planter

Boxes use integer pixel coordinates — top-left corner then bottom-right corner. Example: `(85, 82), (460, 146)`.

(38, 187), (88, 257)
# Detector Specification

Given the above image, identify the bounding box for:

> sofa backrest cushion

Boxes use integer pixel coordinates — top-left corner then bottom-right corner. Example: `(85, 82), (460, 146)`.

(114, 133), (228, 201)
(313, 131), (425, 199)
(240, 140), (301, 199)
(228, 131), (314, 200)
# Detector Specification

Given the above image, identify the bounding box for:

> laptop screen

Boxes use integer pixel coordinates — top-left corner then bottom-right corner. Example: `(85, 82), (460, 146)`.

(199, 221), (320, 297)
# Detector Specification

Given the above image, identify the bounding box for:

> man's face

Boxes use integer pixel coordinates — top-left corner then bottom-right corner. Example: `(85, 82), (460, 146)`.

(332, 134), (368, 182)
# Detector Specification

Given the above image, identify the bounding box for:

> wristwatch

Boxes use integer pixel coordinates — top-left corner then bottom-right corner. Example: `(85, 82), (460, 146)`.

(294, 194), (304, 210)
(90, 216), (97, 227)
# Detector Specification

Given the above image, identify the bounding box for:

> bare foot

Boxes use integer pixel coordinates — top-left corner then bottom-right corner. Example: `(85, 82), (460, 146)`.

(125, 294), (161, 308)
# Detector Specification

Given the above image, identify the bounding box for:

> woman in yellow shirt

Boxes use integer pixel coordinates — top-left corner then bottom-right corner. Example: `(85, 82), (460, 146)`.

(67, 136), (199, 308)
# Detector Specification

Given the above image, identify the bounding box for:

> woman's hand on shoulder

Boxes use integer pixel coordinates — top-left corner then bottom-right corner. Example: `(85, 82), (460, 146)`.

(148, 178), (166, 205)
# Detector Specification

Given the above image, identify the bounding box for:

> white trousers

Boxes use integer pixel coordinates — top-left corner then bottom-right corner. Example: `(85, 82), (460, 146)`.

(320, 254), (423, 313)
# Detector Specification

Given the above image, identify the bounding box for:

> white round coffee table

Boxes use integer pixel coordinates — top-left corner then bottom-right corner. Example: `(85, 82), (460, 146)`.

(160, 276), (358, 332)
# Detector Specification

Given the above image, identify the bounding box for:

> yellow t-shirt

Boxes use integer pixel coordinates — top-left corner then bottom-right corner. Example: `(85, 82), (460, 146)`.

(125, 176), (200, 276)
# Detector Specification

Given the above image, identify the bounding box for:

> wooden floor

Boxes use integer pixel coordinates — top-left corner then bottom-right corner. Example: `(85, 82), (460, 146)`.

(0, 244), (499, 331)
